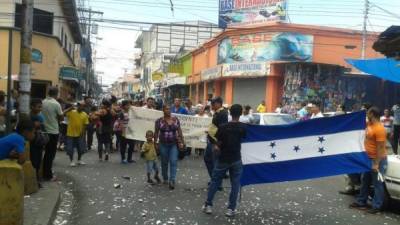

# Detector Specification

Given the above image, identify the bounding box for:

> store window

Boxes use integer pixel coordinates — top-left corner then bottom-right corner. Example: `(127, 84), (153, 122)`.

(15, 3), (54, 35)
(61, 27), (64, 44)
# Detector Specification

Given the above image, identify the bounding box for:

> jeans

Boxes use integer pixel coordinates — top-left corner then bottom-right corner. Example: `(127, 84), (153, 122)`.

(356, 158), (388, 209)
(206, 160), (243, 210)
(97, 132), (111, 159)
(65, 136), (85, 161)
(204, 141), (216, 178)
(159, 143), (178, 182)
(30, 142), (43, 181)
(146, 160), (159, 174)
(87, 125), (95, 150)
(120, 136), (135, 161)
(43, 134), (59, 180)
(393, 125), (400, 154)
(115, 131), (122, 151)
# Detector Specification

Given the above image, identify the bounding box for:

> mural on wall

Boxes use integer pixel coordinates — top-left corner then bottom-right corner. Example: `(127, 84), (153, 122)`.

(219, 0), (287, 28)
(218, 32), (314, 64)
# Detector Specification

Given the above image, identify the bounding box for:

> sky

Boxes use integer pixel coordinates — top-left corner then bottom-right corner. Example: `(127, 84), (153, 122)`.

(87, 0), (400, 86)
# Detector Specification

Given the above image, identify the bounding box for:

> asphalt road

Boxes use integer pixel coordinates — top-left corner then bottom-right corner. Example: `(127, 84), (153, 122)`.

(52, 150), (400, 225)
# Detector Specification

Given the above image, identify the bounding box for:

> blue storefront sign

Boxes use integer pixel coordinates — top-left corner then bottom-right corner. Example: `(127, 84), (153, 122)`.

(32, 49), (42, 63)
(59, 66), (82, 83)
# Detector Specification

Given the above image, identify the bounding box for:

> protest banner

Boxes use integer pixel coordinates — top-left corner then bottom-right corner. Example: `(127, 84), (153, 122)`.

(125, 107), (211, 148)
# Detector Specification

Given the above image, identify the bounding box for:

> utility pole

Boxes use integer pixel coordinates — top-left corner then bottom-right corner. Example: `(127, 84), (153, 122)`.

(19, 0), (33, 117)
(77, 8), (103, 97)
(361, 0), (370, 59)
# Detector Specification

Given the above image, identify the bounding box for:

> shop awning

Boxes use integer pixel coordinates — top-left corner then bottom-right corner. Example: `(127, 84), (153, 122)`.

(373, 26), (400, 58)
(345, 58), (400, 83)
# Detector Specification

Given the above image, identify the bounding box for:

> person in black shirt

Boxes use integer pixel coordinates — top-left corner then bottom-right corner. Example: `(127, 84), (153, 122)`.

(202, 104), (247, 217)
(204, 97), (229, 179)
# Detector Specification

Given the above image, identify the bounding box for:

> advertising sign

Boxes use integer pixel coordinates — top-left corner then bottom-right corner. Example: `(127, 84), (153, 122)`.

(222, 62), (270, 77)
(218, 32), (313, 64)
(201, 65), (222, 81)
(219, 0), (287, 28)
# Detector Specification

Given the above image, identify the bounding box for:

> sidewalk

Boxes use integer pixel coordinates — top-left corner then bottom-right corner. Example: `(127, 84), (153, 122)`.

(24, 182), (61, 225)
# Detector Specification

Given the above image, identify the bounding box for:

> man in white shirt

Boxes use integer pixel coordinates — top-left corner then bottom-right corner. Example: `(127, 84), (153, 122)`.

(42, 87), (63, 181)
(239, 105), (254, 124)
(310, 101), (324, 119)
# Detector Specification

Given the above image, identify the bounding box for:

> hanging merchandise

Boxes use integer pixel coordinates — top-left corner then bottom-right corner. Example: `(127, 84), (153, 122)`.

(281, 63), (368, 113)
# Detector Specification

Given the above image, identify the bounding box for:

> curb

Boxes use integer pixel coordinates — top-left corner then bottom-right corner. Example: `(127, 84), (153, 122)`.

(23, 182), (62, 225)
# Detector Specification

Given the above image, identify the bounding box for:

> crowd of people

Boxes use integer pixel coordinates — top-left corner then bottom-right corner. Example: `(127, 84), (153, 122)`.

(0, 87), (398, 217)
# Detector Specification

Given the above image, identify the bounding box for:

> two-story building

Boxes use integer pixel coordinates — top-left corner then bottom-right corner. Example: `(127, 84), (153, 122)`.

(0, 0), (84, 99)
(187, 22), (390, 111)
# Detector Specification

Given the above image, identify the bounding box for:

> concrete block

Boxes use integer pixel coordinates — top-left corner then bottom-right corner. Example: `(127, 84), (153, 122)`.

(0, 160), (24, 225)
(22, 141), (38, 195)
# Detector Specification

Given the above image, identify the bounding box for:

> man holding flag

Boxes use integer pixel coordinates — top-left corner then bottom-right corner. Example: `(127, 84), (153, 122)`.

(203, 104), (247, 217)
(350, 107), (388, 214)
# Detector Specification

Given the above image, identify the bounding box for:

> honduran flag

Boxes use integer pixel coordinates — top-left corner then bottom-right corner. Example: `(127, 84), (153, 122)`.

(240, 111), (371, 186)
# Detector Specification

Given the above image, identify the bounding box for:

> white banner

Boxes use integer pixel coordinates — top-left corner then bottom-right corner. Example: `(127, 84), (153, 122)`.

(222, 62), (270, 77)
(125, 107), (212, 148)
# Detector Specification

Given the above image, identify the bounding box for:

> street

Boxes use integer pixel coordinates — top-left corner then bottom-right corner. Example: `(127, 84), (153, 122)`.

(52, 150), (400, 225)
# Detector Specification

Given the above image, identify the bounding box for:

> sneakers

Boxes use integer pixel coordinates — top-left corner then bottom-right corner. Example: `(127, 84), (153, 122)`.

(202, 205), (212, 214)
(366, 208), (382, 214)
(147, 179), (155, 185)
(154, 175), (161, 184)
(349, 202), (368, 210)
(225, 209), (237, 217)
(169, 181), (175, 190)
(77, 160), (86, 165)
(121, 160), (128, 164)
(127, 160), (136, 163)
(70, 161), (77, 167)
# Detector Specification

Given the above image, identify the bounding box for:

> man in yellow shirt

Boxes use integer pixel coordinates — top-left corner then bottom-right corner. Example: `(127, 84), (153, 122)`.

(65, 101), (89, 167)
(257, 100), (266, 113)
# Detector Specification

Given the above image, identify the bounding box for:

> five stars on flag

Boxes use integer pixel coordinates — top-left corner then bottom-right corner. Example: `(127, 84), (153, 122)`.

(267, 136), (327, 159)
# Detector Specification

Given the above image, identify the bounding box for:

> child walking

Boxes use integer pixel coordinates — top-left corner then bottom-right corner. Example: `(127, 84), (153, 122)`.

(141, 130), (161, 184)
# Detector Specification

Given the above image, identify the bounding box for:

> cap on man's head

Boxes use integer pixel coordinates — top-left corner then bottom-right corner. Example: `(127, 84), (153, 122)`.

(211, 97), (223, 105)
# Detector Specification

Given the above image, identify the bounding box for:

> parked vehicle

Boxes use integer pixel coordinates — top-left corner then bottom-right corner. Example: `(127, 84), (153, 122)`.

(252, 113), (297, 125)
(384, 155), (400, 206)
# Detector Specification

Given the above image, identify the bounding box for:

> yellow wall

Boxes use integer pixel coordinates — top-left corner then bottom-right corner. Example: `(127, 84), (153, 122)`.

(0, 29), (75, 93)
(0, 30), (10, 91)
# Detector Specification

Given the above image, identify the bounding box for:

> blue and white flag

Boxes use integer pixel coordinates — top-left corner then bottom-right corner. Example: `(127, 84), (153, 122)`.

(241, 111), (371, 186)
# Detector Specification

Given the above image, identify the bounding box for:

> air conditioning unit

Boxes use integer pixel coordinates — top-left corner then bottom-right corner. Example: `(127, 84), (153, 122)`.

(162, 54), (176, 62)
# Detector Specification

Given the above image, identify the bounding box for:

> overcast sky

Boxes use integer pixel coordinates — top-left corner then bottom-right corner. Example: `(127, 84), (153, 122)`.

(88, 0), (400, 86)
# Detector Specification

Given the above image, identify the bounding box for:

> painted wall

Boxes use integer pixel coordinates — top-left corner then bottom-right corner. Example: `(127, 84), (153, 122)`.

(0, 0), (78, 59)
(181, 55), (192, 77)
(0, 2), (14, 27)
(0, 30), (76, 92)
(313, 35), (380, 67)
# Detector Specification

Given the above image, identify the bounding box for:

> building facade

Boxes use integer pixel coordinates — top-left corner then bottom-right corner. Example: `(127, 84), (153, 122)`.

(0, 0), (86, 99)
(135, 21), (221, 98)
(187, 22), (388, 111)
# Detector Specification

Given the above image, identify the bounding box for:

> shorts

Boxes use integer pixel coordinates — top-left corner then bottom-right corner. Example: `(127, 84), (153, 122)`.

(146, 160), (159, 174)
(65, 136), (85, 156)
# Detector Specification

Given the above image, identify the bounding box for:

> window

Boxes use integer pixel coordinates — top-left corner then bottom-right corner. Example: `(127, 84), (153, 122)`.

(15, 3), (54, 35)
(64, 34), (68, 49)
(61, 27), (64, 44)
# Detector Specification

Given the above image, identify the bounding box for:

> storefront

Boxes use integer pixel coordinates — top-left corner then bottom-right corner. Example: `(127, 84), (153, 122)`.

(59, 66), (83, 100)
(187, 22), (381, 111)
